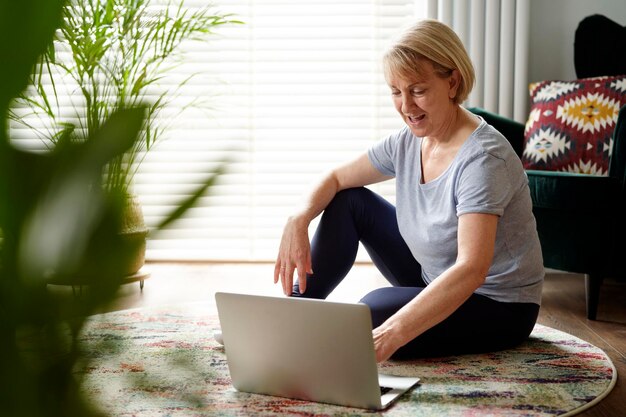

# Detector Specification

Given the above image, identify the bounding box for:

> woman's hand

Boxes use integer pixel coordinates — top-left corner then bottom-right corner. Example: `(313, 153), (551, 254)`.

(372, 323), (405, 363)
(274, 215), (313, 296)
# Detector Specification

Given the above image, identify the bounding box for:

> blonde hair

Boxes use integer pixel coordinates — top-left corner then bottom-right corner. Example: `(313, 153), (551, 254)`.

(383, 19), (475, 104)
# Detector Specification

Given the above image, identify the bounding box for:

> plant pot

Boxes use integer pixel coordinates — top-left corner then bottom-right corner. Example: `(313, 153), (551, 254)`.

(46, 193), (149, 286)
(119, 193), (149, 276)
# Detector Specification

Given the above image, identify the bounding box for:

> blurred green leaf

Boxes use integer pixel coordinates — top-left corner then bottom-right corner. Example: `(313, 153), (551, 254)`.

(0, 0), (64, 117)
(157, 162), (228, 231)
(19, 107), (146, 281)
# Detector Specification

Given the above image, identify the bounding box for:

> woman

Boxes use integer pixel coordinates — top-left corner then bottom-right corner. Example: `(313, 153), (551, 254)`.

(274, 19), (544, 362)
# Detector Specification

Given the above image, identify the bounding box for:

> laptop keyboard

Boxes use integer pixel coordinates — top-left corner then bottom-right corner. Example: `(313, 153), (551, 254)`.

(380, 386), (393, 395)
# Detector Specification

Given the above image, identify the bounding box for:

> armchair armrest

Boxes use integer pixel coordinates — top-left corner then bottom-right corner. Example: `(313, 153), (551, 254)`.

(526, 170), (620, 210)
(467, 107), (525, 157)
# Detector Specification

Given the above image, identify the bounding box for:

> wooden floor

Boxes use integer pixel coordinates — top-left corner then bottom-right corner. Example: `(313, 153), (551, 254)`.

(80, 262), (626, 416)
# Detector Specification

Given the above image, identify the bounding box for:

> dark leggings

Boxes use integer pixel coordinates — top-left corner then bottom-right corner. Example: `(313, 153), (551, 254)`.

(292, 187), (539, 358)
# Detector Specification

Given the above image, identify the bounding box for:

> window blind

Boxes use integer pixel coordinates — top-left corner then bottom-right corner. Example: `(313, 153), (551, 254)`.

(10, 0), (426, 261)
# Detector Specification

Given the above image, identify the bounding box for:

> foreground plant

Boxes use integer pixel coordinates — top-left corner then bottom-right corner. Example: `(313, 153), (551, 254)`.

(0, 1), (229, 415)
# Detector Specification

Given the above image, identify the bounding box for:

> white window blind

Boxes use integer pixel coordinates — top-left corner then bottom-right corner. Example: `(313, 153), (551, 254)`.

(138, 0), (425, 261)
(11, 0), (426, 261)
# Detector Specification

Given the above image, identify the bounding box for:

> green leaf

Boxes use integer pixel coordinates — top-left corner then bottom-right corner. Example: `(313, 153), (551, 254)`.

(156, 162), (228, 231)
(0, 0), (65, 116)
(18, 106), (146, 281)
(130, 68), (147, 98)
(84, 105), (147, 168)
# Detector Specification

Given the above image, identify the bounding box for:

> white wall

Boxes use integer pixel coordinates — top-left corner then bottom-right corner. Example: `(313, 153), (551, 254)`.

(529, 0), (626, 83)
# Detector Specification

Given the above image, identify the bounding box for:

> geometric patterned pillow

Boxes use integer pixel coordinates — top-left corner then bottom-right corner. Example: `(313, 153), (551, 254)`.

(522, 75), (626, 175)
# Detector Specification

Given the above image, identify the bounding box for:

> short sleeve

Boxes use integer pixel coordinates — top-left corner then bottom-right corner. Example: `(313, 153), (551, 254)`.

(367, 127), (410, 177)
(455, 153), (513, 217)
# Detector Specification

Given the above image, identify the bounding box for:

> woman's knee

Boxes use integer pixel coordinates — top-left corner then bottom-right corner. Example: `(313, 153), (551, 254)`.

(322, 187), (391, 235)
(324, 187), (372, 214)
(360, 287), (422, 328)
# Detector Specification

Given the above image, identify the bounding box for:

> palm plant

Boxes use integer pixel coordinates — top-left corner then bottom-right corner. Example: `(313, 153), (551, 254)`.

(11, 0), (238, 194)
(8, 0), (239, 278)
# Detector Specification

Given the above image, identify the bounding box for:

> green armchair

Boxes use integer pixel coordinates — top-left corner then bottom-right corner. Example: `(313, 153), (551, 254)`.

(467, 15), (626, 320)
(468, 106), (626, 320)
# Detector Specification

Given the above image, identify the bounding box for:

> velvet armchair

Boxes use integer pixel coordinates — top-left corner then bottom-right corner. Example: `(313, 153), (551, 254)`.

(467, 14), (626, 320)
(468, 106), (626, 320)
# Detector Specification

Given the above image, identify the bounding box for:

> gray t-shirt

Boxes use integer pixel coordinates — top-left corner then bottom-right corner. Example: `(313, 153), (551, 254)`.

(367, 119), (544, 304)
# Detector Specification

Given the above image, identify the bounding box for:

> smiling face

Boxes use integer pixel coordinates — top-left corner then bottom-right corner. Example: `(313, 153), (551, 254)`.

(387, 60), (460, 139)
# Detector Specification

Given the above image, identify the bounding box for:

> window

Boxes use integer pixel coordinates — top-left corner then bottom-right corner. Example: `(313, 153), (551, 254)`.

(11, 0), (425, 261)
(141, 0), (426, 261)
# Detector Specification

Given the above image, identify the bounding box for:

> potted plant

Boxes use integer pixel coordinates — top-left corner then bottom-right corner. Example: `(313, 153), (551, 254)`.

(1, 2), (233, 414)
(10, 0), (239, 281)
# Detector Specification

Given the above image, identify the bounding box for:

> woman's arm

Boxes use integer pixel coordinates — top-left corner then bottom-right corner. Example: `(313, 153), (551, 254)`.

(274, 153), (392, 295)
(372, 212), (498, 362)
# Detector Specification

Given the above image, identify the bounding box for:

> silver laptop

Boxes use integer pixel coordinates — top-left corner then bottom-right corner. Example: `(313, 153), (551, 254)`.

(215, 292), (420, 410)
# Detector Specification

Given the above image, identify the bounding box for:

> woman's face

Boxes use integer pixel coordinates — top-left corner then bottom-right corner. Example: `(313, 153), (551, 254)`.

(387, 61), (460, 139)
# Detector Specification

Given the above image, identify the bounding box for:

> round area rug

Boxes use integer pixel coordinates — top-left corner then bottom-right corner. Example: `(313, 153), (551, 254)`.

(76, 303), (616, 417)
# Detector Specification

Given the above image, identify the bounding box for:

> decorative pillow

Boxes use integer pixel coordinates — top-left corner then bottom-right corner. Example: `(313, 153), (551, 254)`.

(522, 74), (626, 175)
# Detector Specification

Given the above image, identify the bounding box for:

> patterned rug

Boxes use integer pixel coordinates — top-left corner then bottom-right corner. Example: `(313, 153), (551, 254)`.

(77, 303), (616, 417)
